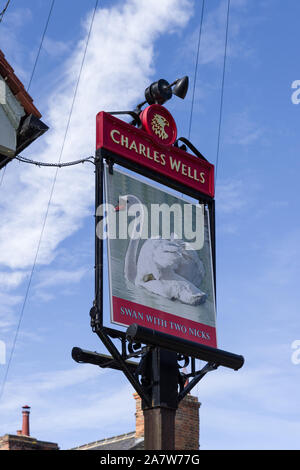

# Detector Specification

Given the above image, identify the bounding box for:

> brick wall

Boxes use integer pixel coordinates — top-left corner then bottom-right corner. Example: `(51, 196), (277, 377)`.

(174, 395), (200, 450)
(0, 434), (59, 451)
(134, 393), (145, 439)
(134, 393), (201, 450)
(0, 436), (9, 450)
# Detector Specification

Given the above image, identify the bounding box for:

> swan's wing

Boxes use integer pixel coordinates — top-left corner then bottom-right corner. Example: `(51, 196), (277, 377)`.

(175, 251), (205, 286)
(136, 239), (182, 279)
(136, 238), (205, 286)
(169, 237), (206, 285)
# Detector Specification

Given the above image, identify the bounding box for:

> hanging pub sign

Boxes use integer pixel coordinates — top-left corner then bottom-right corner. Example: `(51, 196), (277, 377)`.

(96, 103), (217, 347)
(103, 166), (217, 347)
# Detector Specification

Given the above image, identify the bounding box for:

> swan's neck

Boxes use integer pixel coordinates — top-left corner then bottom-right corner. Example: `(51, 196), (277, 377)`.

(124, 203), (144, 284)
(124, 237), (139, 283)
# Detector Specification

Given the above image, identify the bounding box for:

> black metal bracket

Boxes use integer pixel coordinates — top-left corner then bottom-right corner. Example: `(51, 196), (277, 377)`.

(107, 110), (142, 128)
(74, 316), (243, 410)
(95, 326), (152, 407)
(174, 137), (208, 161)
(72, 324), (221, 410)
(125, 324), (244, 407)
(177, 362), (218, 402)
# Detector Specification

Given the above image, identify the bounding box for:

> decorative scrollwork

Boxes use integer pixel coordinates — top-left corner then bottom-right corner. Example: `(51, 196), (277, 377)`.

(177, 354), (189, 368)
(127, 341), (142, 356)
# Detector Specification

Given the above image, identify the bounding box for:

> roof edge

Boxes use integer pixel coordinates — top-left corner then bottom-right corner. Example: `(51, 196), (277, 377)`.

(0, 49), (42, 119)
(72, 431), (138, 450)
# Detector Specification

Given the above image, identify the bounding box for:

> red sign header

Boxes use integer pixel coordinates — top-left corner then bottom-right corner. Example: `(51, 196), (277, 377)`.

(96, 108), (214, 198)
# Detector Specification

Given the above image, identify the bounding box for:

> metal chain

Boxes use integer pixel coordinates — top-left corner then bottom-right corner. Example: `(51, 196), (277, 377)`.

(15, 154), (95, 167)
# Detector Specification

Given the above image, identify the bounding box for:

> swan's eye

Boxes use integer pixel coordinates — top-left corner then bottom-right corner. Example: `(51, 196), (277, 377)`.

(143, 273), (156, 282)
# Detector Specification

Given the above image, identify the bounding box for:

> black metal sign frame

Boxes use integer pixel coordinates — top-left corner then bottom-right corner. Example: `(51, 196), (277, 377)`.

(94, 144), (217, 333)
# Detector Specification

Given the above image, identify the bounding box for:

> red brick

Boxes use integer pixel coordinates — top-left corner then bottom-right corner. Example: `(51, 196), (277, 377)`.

(134, 393), (201, 450)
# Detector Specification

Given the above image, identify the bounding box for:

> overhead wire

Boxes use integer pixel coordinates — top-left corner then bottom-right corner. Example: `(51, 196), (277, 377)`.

(188, 0), (205, 141)
(215, 0), (231, 181)
(27, 0), (55, 92)
(0, 0), (11, 23)
(192, 0), (231, 401)
(187, 0), (206, 401)
(0, 0), (100, 403)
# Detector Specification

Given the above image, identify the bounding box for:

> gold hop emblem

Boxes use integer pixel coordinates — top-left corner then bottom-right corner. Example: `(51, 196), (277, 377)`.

(151, 113), (169, 140)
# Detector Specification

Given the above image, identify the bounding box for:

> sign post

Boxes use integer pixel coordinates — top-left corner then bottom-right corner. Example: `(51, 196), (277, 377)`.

(72, 77), (244, 451)
(141, 348), (178, 450)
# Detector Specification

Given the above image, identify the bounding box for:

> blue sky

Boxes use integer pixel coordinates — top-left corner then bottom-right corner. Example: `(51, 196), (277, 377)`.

(0, 0), (299, 450)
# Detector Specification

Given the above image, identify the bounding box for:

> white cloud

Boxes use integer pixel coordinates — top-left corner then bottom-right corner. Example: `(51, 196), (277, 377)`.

(0, 364), (135, 448)
(258, 229), (300, 288)
(0, 292), (23, 330)
(195, 364), (300, 449)
(201, 404), (300, 450)
(0, 271), (28, 291)
(0, 365), (102, 412)
(0, 0), (193, 275)
(35, 267), (87, 289)
(180, 0), (252, 69)
(34, 384), (134, 436)
(225, 111), (264, 146)
(215, 179), (247, 214)
(42, 37), (72, 58)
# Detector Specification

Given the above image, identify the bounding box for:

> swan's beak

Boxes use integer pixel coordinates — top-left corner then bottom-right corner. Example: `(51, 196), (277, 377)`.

(114, 203), (126, 212)
(115, 196), (127, 212)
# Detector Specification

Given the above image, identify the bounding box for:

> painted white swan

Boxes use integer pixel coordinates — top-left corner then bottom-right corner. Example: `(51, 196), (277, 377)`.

(118, 194), (207, 306)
